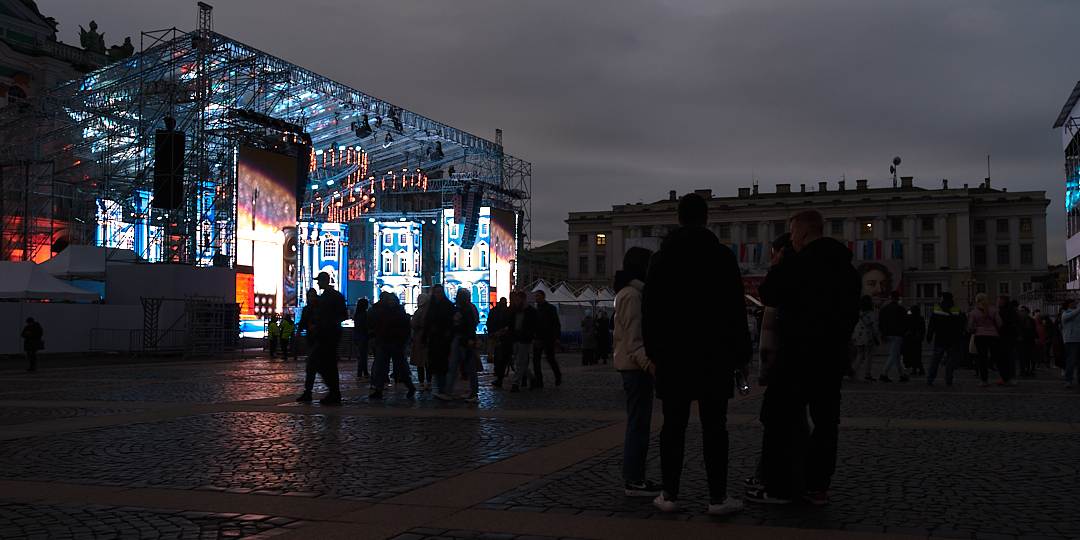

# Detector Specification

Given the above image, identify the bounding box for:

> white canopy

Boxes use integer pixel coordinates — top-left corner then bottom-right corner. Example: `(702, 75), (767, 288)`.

(39, 245), (142, 281)
(547, 282), (581, 303)
(528, 279), (554, 295)
(0, 261), (102, 301)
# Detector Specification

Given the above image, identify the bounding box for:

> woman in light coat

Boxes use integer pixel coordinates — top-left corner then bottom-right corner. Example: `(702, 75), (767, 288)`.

(967, 292), (1004, 387)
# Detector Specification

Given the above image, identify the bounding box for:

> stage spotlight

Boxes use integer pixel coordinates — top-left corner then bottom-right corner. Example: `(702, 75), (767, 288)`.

(354, 114), (372, 138)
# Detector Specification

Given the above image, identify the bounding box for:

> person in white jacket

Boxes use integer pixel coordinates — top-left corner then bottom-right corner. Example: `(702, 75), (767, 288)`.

(613, 246), (661, 497)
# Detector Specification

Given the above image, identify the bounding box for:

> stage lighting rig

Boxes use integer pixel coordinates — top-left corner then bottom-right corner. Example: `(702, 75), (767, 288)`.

(227, 108), (306, 138)
(389, 107), (403, 133)
(353, 114), (373, 138)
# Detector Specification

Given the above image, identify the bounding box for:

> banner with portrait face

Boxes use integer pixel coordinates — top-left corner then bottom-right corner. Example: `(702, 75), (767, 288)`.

(853, 259), (904, 299)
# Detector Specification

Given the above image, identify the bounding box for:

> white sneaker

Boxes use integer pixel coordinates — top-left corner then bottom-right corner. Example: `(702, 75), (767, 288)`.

(708, 496), (743, 516)
(463, 394), (479, 403)
(652, 492), (680, 512)
(432, 392), (453, 401)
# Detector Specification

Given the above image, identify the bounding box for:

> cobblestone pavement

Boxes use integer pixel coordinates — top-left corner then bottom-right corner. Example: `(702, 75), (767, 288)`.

(0, 498), (307, 539)
(0, 353), (1077, 540)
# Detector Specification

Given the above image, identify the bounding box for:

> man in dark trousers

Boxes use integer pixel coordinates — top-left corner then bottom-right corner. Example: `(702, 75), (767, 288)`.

(925, 291), (966, 386)
(367, 291), (416, 399)
(311, 271), (349, 404)
(752, 208), (860, 506)
(488, 297), (510, 388)
(642, 192), (751, 516)
(532, 290), (562, 388)
(877, 290), (909, 382)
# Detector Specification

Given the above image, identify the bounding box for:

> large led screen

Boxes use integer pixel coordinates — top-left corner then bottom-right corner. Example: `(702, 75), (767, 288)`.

(236, 146), (297, 317)
(374, 221), (422, 313)
(489, 208), (517, 306)
(443, 207), (495, 332)
(298, 222), (348, 311)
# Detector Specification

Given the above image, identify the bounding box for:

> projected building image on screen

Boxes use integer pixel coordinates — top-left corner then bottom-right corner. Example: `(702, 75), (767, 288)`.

(375, 221), (422, 312)
(236, 145), (297, 318)
(444, 207), (516, 332)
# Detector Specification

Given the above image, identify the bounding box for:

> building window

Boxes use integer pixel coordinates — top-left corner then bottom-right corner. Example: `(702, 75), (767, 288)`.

(976, 282), (987, 294)
(383, 253), (393, 273)
(922, 243), (934, 264)
(998, 281), (1011, 295)
(481, 223), (489, 236)
(774, 222), (786, 237)
(896, 243), (904, 260)
(1022, 281), (1034, 293)
(322, 238), (337, 258)
(642, 228), (652, 238)
(996, 219), (1009, 233)
(974, 245), (987, 265)
(922, 217), (935, 232)
(747, 224), (758, 237)
(997, 245), (1010, 265)
(7, 85), (26, 104)
(596, 233), (606, 246)
(384, 233), (393, 246)
(579, 257), (588, 273)
(399, 253), (408, 273)
(974, 220), (986, 234)
(450, 249), (458, 269)
(480, 250), (487, 268)
(862, 220), (873, 233)
(832, 220), (844, 234)
(579, 234), (587, 246)
(1020, 244), (1033, 264)
(466, 250), (473, 269)
(399, 233), (407, 245)
(596, 256), (606, 274)
(719, 224), (731, 237)
(891, 218), (903, 232)
(1020, 218), (1032, 232)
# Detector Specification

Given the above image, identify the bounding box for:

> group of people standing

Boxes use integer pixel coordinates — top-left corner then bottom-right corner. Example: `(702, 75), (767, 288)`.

(612, 195), (861, 515)
(580, 309), (612, 366)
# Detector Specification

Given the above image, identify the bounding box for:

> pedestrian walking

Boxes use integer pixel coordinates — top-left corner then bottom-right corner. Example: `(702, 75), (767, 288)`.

(613, 246), (662, 498)
(642, 193), (751, 516)
(532, 290), (562, 387)
(752, 208), (861, 506)
(996, 296), (1020, 386)
(1052, 308), (1067, 372)
(903, 305), (926, 376)
(851, 295), (881, 381)
(1033, 311), (1048, 371)
(968, 292), (1006, 388)
(310, 272), (348, 404)
(424, 285), (455, 396)
(924, 292), (966, 386)
(296, 288), (320, 402)
(878, 291), (909, 382)
(21, 317), (43, 372)
(1018, 306), (1037, 377)
(435, 288), (479, 402)
(596, 310), (611, 364)
(368, 292), (416, 399)
(353, 298), (370, 379)
(488, 297), (511, 387)
(1061, 299), (1080, 388)
(503, 290), (538, 392)
(410, 293), (433, 391)
(581, 310), (597, 366)
(267, 314), (281, 358)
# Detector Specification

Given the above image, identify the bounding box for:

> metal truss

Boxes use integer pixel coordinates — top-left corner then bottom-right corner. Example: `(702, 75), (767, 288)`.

(0, 26), (530, 263)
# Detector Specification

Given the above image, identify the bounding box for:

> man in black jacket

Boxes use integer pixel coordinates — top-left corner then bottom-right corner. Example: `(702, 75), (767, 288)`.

(752, 209), (860, 506)
(641, 193), (751, 516)
(925, 292), (966, 386)
(532, 290), (562, 388)
(311, 272), (349, 405)
(878, 291), (909, 382)
(503, 291), (538, 392)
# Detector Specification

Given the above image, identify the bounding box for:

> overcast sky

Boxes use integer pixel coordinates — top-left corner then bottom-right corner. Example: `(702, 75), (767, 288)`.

(40, 0), (1080, 263)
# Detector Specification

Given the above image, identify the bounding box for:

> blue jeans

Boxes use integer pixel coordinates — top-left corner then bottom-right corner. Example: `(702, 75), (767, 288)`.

(445, 341), (479, 395)
(927, 343), (962, 383)
(1011, 341), (1026, 376)
(1066, 342), (1080, 384)
(881, 336), (905, 378)
(353, 334), (369, 376)
(511, 342), (536, 387)
(620, 370), (654, 482)
(372, 340), (414, 391)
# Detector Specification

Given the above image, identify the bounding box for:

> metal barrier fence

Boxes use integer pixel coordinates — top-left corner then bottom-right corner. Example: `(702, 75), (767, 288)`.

(89, 329), (186, 353)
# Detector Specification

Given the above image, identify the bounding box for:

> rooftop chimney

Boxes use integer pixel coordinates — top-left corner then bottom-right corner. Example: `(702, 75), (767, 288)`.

(694, 189), (712, 199)
(856, 179), (868, 190)
(669, 190), (677, 201)
(901, 176), (913, 188)
(752, 184), (759, 195)
(942, 179), (948, 189)
(738, 187), (751, 198)
(985, 177), (991, 189)
(800, 184), (806, 193)
(838, 180), (846, 191)
(818, 182), (827, 192)
(776, 184), (791, 194)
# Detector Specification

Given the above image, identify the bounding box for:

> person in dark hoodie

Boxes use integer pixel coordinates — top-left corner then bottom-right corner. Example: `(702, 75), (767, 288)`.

(751, 208), (860, 506)
(367, 291), (416, 399)
(924, 292), (966, 386)
(642, 192), (751, 516)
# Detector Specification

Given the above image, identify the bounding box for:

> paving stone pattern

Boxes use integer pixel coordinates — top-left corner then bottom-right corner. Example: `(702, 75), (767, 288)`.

(0, 412), (613, 500)
(0, 497), (305, 539)
(392, 529), (582, 540)
(480, 423), (1080, 539)
(0, 406), (140, 426)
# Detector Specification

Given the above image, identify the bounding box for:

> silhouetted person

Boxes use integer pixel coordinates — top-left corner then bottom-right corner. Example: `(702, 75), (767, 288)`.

(312, 272), (348, 404)
(21, 317), (43, 372)
(532, 290), (562, 387)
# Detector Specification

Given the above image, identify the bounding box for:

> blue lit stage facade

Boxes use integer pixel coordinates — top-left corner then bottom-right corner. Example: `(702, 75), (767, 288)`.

(0, 26), (530, 325)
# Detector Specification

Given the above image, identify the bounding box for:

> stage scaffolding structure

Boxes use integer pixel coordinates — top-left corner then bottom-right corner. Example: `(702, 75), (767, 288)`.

(0, 17), (531, 267)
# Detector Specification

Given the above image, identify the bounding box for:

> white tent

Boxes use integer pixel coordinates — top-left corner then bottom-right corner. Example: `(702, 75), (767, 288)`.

(547, 282), (580, 303)
(39, 245), (142, 281)
(527, 279), (554, 295)
(0, 261), (102, 301)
